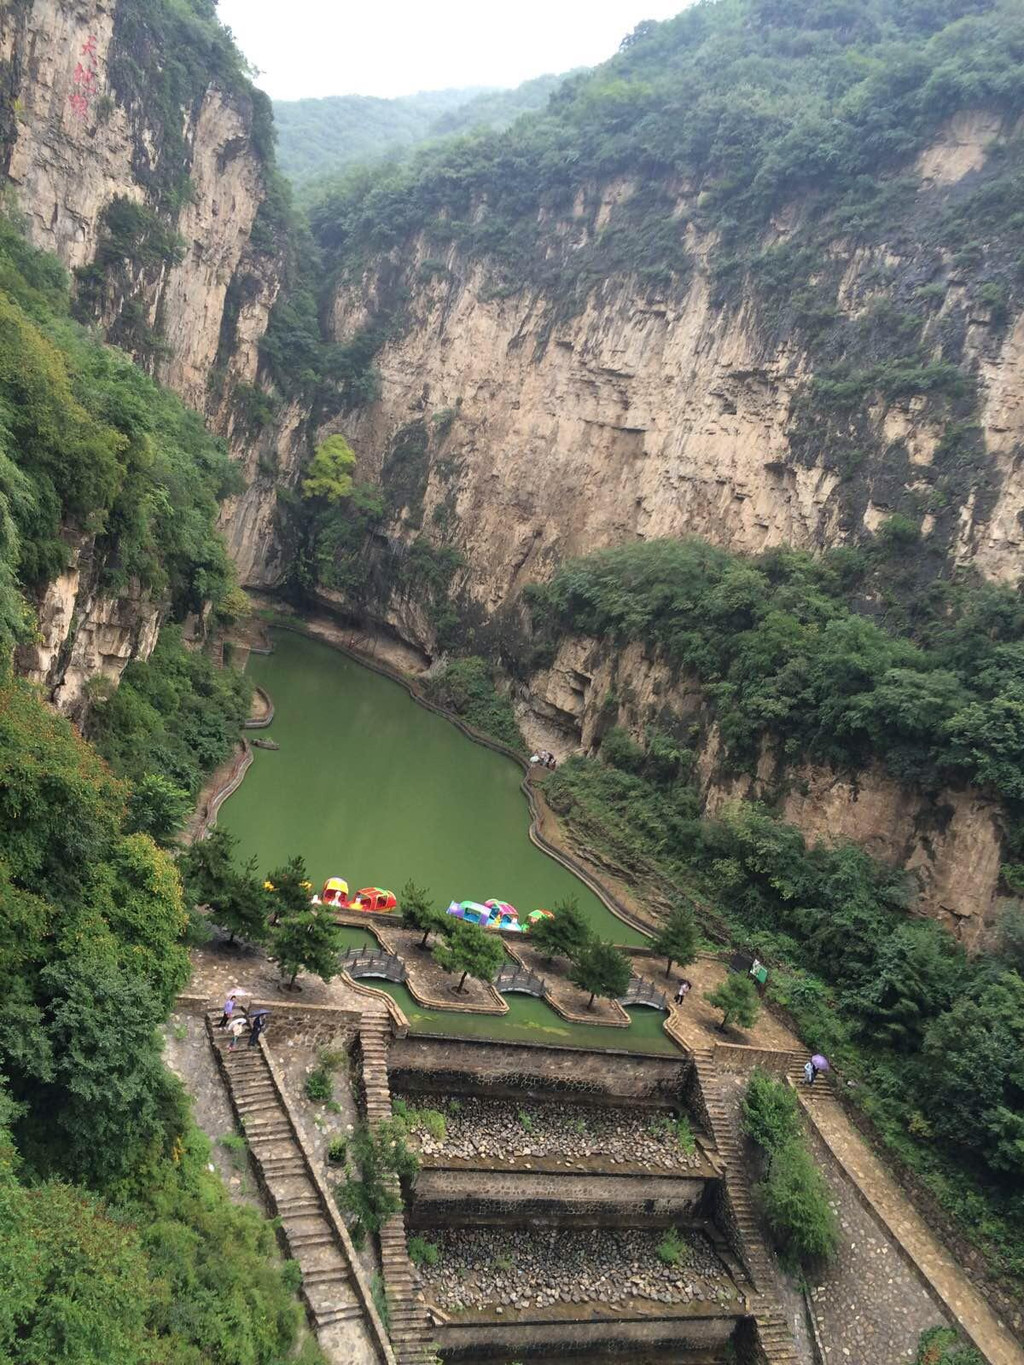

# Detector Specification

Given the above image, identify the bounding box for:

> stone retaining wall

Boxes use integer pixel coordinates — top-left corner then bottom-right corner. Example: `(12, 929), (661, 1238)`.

(435, 1312), (738, 1361)
(410, 1167), (713, 1227)
(177, 994), (362, 1050)
(389, 1034), (691, 1104)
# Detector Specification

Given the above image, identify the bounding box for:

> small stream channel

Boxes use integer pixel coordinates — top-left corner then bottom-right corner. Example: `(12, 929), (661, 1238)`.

(220, 629), (677, 1054)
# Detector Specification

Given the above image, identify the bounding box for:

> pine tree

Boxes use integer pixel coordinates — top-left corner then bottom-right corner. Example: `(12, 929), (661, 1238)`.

(269, 902), (342, 989)
(651, 904), (699, 977)
(569, 939), (632, 1010)
(705, 974), (760, 1033)
(432, 920), (506, 993)
(527, 896), (592, 964)
(399, 880), (448, 948)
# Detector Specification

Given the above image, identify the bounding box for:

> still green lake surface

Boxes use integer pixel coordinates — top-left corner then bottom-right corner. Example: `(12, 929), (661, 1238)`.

(221, 629), (675, 1052)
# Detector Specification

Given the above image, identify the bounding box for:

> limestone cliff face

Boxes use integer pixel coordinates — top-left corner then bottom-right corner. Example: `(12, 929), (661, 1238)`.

(14, 538), (160, 720)
(0, 0), (293, 700)
(523, 634), (1003, 947)
(330, 115), (1023, 619)
(320, 113), (1023, 938)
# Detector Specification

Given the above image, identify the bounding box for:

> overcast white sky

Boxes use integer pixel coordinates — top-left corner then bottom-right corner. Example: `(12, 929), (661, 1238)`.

(216, 0), (688, 101)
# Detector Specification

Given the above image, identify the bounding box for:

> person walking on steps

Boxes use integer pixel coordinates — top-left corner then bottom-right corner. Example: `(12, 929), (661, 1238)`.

(247, 1011), (268, 1049)
(227, 1015), (247, 1051)
(217, 993), (236, 1029)
(803, 1058), (816, 1085)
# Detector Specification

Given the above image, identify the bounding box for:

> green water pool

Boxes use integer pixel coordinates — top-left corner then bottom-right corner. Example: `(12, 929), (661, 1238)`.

(220, 629), (675, 1052)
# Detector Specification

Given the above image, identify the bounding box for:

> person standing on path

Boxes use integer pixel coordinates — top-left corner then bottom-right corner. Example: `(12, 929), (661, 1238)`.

(804, 1058), (816, 1085)
(675, 979), (692, 1005)
(217, 993), (236, 1028)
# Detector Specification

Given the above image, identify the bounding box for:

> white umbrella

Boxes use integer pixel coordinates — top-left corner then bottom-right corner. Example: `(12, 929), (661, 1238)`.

(226, 987), (252, 996)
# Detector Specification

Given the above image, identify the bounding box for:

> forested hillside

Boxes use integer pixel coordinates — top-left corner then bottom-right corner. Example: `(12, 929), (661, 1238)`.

(273, 72), (564, 192)
(0, 2), (317, 1351)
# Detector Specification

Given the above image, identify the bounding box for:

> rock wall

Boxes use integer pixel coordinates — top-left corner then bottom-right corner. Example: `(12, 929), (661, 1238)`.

(524, 634), (1004, 947)
(313, 113), (1023, 941)
(0, 0), (299, 700)
(327, 113), (1024, 622)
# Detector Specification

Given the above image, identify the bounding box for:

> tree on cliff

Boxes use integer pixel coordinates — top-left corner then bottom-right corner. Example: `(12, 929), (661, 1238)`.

(400, 880), (448, 948)
(268, 902), (342, 989)
(302, 434), (356, 504)
(337, 1118), (420, 1237)
(125, 773), (192, 846)
(179, 828), (269, 946)
(569, 939), (631, 1011)
(432, 920), (506, 994)
(706, 974), (760, 1034)
(527, 896), (592, 964)
(651, 904), (699, 977)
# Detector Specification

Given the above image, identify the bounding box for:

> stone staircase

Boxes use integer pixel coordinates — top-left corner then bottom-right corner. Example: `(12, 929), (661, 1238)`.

(207, 1018), (386, 1363)
(358, 1017), (434, 1365)
(692, 1049), (799, 1365)
(784, 1056), (837, 1108)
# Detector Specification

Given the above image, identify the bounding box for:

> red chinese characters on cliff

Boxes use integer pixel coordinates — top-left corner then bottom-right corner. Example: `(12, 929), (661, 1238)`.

(68, 35), (100, 123)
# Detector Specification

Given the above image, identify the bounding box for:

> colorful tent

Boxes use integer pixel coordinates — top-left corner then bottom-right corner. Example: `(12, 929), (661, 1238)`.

(527, 908), (555, 926)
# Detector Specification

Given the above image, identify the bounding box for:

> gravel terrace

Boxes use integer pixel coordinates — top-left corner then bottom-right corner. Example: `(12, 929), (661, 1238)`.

(397, 1092), (708, 1173)
(420, 1226), (741, 1316)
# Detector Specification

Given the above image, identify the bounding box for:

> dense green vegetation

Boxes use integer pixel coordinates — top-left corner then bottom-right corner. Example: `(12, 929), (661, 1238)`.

(916, 1326), (985, 1365)
(86, 626), (251, 841)
(0, 213), (240, 640)
(310, 0), (1024, 304)
(0, 176), (314, 1358)
(273, 75), (564, 194)
(543, 750), (1024, 1290)
(528, 537), (1024, 807)
(422, 656), (523, 750)
(742, 1070), (840, 1267)
(0, 675), (321, 1363)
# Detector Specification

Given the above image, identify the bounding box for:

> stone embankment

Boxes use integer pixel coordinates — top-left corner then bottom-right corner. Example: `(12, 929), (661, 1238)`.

(399, 1092), (704, 1172)
(419, 1226), (738, 1315)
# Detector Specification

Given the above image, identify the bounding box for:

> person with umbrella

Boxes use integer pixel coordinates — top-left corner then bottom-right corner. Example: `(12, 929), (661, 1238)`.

(247, 1009), (270, 1048)
(804, 1053), (829, 1085)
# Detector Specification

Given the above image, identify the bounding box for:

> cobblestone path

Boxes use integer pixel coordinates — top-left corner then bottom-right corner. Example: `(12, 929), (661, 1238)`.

(798, 1087), (1024, 1365)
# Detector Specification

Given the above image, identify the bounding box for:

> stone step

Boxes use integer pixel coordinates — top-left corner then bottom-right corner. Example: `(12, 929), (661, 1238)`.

(304, 1267), (352, 1286)
(288, 1232), (336, 1250)
(317, 1304), (365, 1325)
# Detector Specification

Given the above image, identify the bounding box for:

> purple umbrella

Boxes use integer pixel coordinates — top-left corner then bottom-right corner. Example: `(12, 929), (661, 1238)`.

(811, 1054), (829, 1072)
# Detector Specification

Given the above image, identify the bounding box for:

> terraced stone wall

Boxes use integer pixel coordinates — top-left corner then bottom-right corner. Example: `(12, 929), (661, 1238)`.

(388, 1034), (691, 1104)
